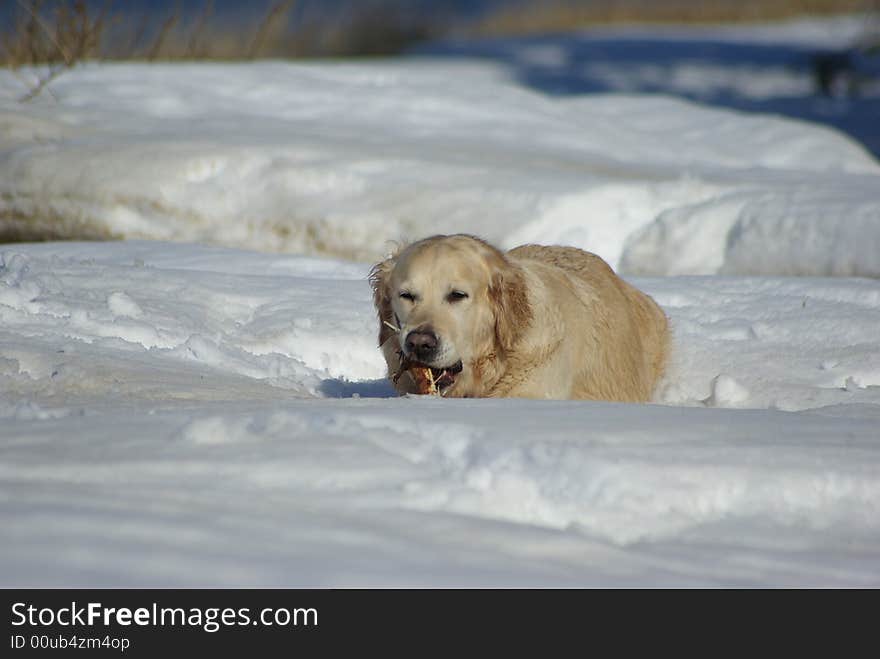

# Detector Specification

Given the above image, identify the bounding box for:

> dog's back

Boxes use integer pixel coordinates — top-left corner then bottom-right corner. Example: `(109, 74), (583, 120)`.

(508, 244), (668, 401)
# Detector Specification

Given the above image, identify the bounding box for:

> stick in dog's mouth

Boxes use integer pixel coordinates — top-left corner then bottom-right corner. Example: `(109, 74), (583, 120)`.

(393, 353), (463, 395)
(426, 360), (463, 392)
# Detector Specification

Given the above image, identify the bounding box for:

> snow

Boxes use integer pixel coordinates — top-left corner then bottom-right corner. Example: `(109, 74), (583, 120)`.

(422, 14), (880, 152)
(2, 241), (879, 587)
(2, 15), (880, 586)
(2, 20), (879, 276)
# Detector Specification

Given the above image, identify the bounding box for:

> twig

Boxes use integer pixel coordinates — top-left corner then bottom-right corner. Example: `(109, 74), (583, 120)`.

(187, 0), (214, 58)
(248, 0), (296, 58)
(18, 64), (65, 101)
(15, 0), (73, 65)
(12, 0), (108, 102)
(14, 0), (72, 102)
(147, 13), (179, 60)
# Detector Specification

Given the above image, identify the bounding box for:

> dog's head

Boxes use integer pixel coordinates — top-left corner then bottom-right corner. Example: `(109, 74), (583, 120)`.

(369, 234), (531, 396)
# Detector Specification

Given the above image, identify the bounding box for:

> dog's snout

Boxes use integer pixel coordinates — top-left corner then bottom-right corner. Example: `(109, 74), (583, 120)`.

(405, 327), (438, 360)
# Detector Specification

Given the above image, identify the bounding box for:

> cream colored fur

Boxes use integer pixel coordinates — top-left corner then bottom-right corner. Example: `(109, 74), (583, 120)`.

(370, 234), (669, 401)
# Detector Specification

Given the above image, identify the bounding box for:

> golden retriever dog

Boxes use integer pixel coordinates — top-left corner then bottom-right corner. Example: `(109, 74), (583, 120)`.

(369, 234), (669, 401)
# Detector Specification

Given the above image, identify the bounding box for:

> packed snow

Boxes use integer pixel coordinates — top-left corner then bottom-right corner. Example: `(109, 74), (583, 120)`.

(2, 16), (879, 276)
(1, 241), (879, 586)
(1, 15), (880, 586)
(421, 14), (880, 155)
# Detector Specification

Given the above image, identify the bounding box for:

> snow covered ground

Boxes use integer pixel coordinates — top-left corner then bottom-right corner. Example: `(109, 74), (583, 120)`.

(2, 241), (879, 587)
(422, 14), (880, 157)
(1, 16), (879, 586)
(2, 15), (879, 276)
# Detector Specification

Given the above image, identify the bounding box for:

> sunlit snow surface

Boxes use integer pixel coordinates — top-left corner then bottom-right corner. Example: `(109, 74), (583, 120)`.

(2, 17), (879, 275)
(2, 16), (880, 586)
(1, 242), (879, 586)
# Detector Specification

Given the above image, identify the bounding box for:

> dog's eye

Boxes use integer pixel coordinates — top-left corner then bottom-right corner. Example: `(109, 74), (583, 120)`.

(447, 290), (469, 303)
(399, 291), (416, 302)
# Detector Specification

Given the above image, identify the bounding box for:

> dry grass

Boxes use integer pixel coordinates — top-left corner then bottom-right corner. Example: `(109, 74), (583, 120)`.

(2, 0), (108, 66)
(2, 0), (110, 99)
(3, 0), (877, 101)
(466, 0), (880, 38)
(1, 0), (425, 99)
(4, 0), (877, 67)
(0, 0), (436, 65)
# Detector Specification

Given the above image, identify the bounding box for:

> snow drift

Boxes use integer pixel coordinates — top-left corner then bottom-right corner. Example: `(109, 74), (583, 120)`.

(1, 241), (879, 586)
(2, 51), (879, 276)
(2, 16), (879, 587)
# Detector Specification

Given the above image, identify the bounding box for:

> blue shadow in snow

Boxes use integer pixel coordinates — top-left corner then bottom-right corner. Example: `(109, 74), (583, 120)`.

(415, 34), (880, 158)
(319, 377), (397, 399)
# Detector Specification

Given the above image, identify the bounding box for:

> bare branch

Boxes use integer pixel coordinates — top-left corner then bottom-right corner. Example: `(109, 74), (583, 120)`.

(14, 0), (74, 65)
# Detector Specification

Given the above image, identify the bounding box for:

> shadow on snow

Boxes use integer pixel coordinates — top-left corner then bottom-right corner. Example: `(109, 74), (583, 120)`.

(415, 34), (880, 158)
(319, 377), (397, 399)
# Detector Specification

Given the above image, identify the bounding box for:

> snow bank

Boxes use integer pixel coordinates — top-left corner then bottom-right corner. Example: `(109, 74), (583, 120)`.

(2, 16), (880, 586)
(2, 53), (879, 276)
(4, 241), (879, 413)
(2, 241), (879, 586)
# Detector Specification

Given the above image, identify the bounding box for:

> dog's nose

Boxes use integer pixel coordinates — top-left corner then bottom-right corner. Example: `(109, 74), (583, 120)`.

(405, 327), (438, 360)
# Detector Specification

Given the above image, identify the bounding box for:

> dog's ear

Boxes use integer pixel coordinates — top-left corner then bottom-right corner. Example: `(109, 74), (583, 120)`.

(489, 261), (531, 353)
(369, 256), (397, 347)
